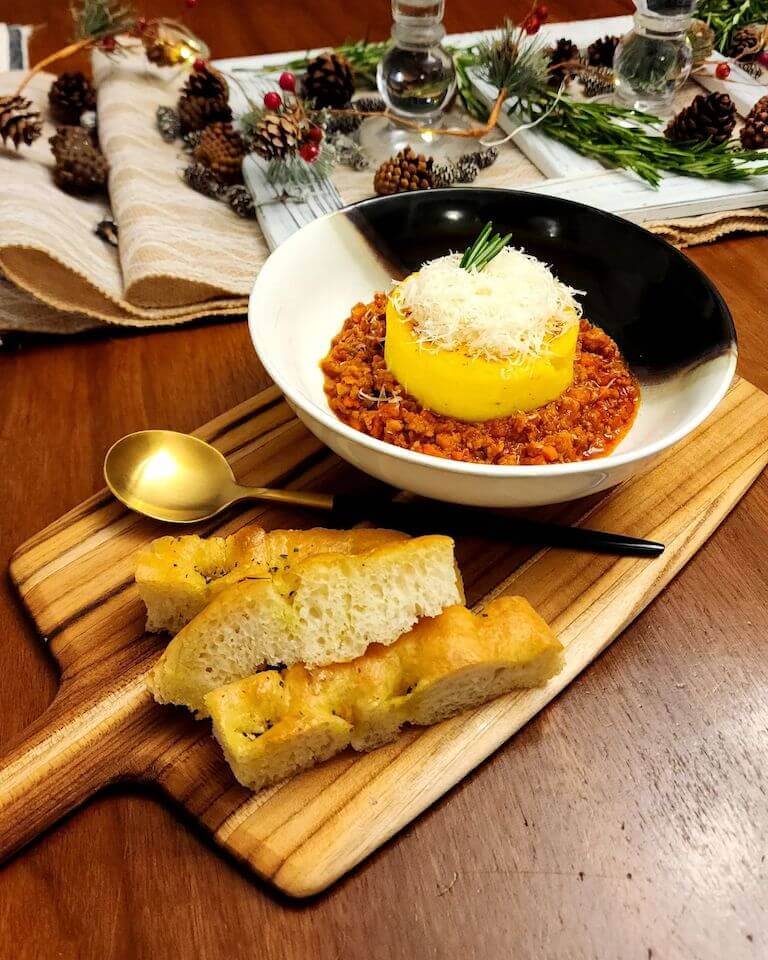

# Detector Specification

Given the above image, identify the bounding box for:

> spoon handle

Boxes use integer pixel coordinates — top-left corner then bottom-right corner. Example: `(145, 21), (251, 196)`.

(233, 485), (335, 512)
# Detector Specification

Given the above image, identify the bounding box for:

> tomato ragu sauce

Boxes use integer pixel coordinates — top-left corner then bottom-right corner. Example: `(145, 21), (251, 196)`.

(321, 294), (640, 467)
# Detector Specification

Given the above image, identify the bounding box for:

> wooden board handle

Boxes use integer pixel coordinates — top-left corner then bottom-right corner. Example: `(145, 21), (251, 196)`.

(0, 679), (151, 862)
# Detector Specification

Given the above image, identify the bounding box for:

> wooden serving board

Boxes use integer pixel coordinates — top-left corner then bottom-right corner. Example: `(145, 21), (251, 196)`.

(2, 377), (768, 897)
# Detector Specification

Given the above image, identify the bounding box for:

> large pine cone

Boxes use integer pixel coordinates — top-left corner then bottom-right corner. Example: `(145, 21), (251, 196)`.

(177, 65), (231, 132)
(548, 38), (580, 86)
(0, 95), (42, 149)
(48, 72), (97, 124)
(586, 35), (619, 68)
(252, 111), (301, 159)
(302, 52), (354, 108)
(374, 148), (434, 196)
(664, 92), (736, 145)
(741, 95), (768, 149)
(193, 122), (245, 184)
(50, 126), (108, 195)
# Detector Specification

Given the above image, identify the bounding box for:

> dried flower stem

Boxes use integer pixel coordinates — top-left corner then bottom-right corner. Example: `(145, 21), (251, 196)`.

(15, 38), (93, 93)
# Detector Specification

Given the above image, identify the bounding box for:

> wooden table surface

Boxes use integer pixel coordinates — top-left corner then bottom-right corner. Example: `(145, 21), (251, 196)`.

(1, 2), (767, 958)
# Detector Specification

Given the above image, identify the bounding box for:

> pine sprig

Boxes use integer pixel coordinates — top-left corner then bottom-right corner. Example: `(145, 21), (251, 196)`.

(460, 222), (512, 271)
(70, 0), (135, 40)
(474, 20), (549, 98)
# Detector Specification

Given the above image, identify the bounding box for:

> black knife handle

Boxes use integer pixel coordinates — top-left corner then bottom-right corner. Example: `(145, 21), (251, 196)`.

(329, 493), (664, 558)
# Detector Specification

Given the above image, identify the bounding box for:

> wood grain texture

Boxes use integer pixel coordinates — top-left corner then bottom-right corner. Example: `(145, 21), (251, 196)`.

(2, 0), (768, 956)
(2, 376), (766, 898)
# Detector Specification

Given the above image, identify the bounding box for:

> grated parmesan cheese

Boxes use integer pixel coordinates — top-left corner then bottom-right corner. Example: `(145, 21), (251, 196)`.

(391, 248), (582, 363)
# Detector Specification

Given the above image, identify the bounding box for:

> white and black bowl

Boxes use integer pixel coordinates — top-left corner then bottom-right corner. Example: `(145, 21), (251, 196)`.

(249, 189), (736, 508)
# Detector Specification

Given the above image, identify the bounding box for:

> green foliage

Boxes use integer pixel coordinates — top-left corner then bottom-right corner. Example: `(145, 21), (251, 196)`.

(696, 0), (768, 51)
(473, 20), (549, 98)
(69, 0), (135, 40)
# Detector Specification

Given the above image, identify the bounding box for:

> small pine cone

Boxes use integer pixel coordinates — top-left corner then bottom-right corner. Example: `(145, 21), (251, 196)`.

(664, 92), (736, 145)
(48, 72), (97, 125)
(463, 147), (498, 170)
(225, 184), (256, 218)
(0, 95), (42, 149)
(373, 148), (434, 196)
(740, 95), (768, 149)
(431, 161), (457, 188)
(728, 24), (765, 61)
(156, 105), (181, 143)
(686, 19), (715, 68)
(579, 65), (616, 97)
(178, 65), (231, 133)
(548, 38), (580, 86)
(252, 111), (301, 159)
(453, 157), (479, 184)
(50, 126), (108, 194)
(586, 35), (620, 68)
(183, 161), (224, 199)
(302, 52), (355, 108)
(95, 219), (119, 247)
(193, 121), (245, 184)
(325, 96), (386, 136)
(741, 61), (763, 79)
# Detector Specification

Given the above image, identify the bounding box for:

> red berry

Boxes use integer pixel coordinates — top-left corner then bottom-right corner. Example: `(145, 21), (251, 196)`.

(101, 36), (117, 52)
(307, 125), (323, 143)
(715, 61), (731, 79)
(185, 0), (198, 7)
(524, 15), (541, 34)
(278, 71), (296, 92)
(263, 91), (282, 111)
(534, 4), (549, 20)
(757, 49), (768, 67)
(299, 142), (320, 163)
(192, 57), (207, 71)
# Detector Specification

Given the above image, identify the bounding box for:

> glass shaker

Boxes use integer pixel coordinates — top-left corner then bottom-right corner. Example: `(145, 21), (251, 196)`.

(614, 0), (697, 113)
(359, 0), (462, 160)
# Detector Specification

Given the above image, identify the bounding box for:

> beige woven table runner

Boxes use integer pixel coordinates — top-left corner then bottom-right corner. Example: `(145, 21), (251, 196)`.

(0, 52), (767, 336)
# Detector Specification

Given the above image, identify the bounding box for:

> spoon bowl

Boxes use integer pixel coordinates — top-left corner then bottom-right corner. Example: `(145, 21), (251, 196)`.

(104, 430), (241, 523)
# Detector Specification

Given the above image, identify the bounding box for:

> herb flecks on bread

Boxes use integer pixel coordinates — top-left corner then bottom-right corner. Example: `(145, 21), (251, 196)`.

(147, 535), (463, 714)
(136, 526), (409, 634)
(205, 597), (564, 792)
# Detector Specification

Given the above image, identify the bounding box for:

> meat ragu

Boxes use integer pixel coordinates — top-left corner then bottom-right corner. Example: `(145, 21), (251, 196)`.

(321, 294), (639, 467)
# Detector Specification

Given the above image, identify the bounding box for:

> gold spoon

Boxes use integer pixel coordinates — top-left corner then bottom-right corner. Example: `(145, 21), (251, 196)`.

(104, 430), (332, 523)
(103, 429), (664, 557)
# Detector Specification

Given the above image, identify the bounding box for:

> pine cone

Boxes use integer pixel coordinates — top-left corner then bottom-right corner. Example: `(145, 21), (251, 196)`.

(465, 147), (498, 170)
(374, 148), (433, 196)
(49, 126), (108, 194)
(193, 122), (245, 184)
(225, 184), (256, 218)
(741, 95), (768, 149)
(0, 95), (42, 149)
(687, 19), (715, 68)
(252, 111), (301, 159)
(548, 38), (581, 86)
(325, 96), (386, 136)
(48, 72), (97, 125)
(579, 65), (616, 97)
(302, 52), (354, 108)
(177, 65), (231, 133)
(729, 24), (764, 61)
(741, 61), (764, 79)
(156, 105), (181, 143)
(586, 35), (619, 68)
(183, 161), (224, 199)
(664, 92), (736, 145)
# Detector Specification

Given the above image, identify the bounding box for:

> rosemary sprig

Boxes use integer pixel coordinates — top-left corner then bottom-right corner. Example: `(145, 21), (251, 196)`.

(460, 222), (512, 271)
(532, 93), (768, 187)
